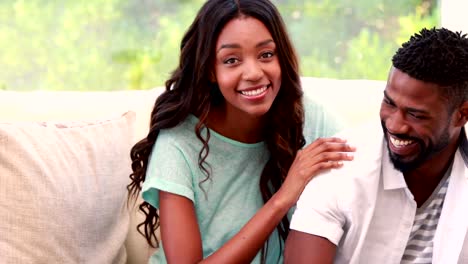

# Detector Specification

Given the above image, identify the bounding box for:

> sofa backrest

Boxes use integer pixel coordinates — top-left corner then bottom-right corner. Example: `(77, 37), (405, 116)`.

(0, 77), (386, 139)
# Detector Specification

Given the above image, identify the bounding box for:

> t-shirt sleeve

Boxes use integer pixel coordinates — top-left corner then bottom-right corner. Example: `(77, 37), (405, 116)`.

(289, 169), (346, 246)
(141, 133), (194, 209)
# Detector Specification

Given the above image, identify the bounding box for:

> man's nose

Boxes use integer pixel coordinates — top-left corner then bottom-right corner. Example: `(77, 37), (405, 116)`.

(385, 110), (410, 134)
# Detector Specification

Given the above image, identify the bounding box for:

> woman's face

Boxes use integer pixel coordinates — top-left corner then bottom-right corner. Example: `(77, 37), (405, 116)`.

(213, 16), (281, 120)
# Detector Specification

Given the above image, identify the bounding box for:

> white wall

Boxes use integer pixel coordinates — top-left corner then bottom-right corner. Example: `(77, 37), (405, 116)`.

(441, 0), (468, 33)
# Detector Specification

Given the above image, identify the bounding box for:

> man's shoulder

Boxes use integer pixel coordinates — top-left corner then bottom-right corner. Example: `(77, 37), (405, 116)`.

(301, 122), (384, 201)
(302, 121), (385, 199)
(334, 121), (385, 167)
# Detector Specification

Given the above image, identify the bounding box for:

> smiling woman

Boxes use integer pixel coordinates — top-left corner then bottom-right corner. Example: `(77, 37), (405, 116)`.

(125, 0), (355, 263)
(212, 16), (282, 136)
(0, 0), (444, 91)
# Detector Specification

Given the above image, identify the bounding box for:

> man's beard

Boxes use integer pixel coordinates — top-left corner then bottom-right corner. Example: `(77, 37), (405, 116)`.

(381, 121), (450, 173)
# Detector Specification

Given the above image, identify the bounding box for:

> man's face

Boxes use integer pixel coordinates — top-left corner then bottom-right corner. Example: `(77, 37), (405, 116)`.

(379, 68), (459, 172)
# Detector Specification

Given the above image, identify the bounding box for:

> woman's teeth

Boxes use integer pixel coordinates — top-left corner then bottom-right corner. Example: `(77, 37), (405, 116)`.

(240, 86), (268, 96)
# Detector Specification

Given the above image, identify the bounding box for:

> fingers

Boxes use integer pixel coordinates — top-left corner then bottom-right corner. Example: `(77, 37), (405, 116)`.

(294, 151), (351, 178)
(302, 137), (355, 155)
(297, 137), (355, 163)
(290, 137), (356, 182)
(308, 151), (354, 167)
(280, 137), (356, 204)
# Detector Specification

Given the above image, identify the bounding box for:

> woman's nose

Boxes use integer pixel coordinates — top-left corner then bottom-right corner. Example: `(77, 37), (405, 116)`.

(242, 59), (263, 82)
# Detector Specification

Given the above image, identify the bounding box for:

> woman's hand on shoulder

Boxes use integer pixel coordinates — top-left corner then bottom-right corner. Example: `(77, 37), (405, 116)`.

(278, 137), (355, 206)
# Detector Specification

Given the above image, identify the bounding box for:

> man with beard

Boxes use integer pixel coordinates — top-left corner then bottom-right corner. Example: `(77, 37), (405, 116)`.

(284, 27), (468, 264)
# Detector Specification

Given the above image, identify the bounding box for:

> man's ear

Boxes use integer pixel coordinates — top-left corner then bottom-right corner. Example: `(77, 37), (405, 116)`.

(455, 101), (468, 127)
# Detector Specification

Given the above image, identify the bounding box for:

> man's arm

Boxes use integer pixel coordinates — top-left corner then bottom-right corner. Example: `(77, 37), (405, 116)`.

(284, 230), (337, 264)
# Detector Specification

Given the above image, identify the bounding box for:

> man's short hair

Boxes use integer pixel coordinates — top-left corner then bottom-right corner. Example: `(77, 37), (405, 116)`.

(392, 27), (468, 108)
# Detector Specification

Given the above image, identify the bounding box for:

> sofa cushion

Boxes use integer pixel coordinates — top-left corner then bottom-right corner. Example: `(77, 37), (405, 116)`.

(0, 111), (135, 263)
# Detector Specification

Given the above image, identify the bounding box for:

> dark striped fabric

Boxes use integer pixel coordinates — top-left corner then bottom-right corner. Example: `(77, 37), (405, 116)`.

(401, 171), (451, 263)
(401, 128), (467, 263)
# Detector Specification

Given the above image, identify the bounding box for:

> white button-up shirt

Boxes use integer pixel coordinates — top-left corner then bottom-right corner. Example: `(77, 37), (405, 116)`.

(290, 122), (468, 264)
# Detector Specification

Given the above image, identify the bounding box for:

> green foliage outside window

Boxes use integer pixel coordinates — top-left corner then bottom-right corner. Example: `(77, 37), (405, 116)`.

(0, 0), (438, 91)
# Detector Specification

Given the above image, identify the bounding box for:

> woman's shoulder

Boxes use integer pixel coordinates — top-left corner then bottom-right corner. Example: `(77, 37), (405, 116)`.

(158, 115), (199, 141)
(151, 115), (202, 159)
(303, 94), (344, 143)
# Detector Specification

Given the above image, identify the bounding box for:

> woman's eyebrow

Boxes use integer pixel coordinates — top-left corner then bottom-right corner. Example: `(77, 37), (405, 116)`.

(217, 39), (274, 53)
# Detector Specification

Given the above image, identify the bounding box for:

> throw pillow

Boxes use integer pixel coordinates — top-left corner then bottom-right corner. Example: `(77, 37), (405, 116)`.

(0, 111), (135, 264)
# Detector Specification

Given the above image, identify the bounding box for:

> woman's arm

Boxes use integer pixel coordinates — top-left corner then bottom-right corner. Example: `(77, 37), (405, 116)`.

(159, 191), (203, 263)
(159, 137), (354, 264)
(159, 188), (292, 264)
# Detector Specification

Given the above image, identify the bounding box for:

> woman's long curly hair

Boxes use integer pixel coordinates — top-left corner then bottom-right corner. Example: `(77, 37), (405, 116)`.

(127, 0), (305, 252)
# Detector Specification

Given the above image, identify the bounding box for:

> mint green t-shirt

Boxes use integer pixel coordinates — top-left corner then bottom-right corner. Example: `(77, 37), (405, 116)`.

(142, 98), (342, 264)
(302, 89), (344, 145)
(143, 115), (279, 263)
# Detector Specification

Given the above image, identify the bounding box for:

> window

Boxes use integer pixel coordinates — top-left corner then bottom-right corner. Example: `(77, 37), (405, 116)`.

(0, 0), (457, 91)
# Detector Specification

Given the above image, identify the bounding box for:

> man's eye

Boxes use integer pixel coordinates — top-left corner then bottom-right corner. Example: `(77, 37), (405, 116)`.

(382, 98), (394, 107)
(409, 112), (427, 120)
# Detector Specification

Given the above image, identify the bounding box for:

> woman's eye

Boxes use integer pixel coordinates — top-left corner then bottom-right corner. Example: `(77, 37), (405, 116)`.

(224, 58), (238, 64)
(260, 52), (274, 59)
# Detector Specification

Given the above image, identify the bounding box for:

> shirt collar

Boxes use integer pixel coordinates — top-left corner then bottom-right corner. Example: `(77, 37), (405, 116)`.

(381, 146), (406, 190)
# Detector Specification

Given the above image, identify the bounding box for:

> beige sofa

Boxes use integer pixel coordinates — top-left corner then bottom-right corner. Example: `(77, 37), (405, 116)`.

(0, 77), (386, 263)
